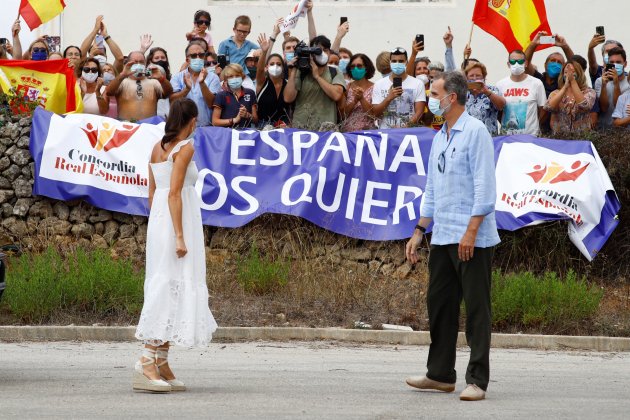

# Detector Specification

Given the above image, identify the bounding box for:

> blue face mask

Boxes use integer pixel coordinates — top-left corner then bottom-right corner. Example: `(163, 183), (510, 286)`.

(390, 62), (406, 75)
(228, 77), (243, 89)
(338, 58), (350, 74)
(614, 63), (625, 76)
(351, 67), (366, 81)
(547, 62), (562, 78)
(428, 94), (452, 117)
(189, 58), (204, 73)
(32, 50), (47, 61)
(603, 54), (609, 64)
(285, 52), (295, 62)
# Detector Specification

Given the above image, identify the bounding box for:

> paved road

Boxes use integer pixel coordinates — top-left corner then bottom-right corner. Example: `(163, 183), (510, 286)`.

(1, 341), (628, 419)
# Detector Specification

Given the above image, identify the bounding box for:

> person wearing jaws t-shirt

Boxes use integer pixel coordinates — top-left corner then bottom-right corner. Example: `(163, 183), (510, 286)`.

(496, 50), (546, 136)
(372, 47), (426, 129)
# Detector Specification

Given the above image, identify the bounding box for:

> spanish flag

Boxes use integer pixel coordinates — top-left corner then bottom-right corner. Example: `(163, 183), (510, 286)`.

(0, 59), (83, 114)
(473, 0), (553, 52)
(19, 0), (67, 31)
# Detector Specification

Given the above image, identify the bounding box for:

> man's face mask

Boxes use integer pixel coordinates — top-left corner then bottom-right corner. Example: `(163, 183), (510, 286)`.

(315, 52), (328, 66)
(547, 62), (563, 78)
(131, 64), (147, 77)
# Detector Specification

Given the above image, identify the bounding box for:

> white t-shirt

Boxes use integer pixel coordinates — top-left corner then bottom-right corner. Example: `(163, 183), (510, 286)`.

(496, 75), (546, 136)
(372, 75), (426, 128)
(594, 75), (630, 128)
(611, 89), (630, 126)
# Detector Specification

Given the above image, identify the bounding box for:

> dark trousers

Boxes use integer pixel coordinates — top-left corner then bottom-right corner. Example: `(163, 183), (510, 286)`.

(425, 244), (493, 391)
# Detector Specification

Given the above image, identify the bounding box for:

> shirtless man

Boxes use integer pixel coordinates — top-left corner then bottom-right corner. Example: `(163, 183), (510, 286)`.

(105, 51), (173, 121)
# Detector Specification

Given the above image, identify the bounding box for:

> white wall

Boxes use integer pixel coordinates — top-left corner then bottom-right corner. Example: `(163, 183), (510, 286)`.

(4, 0), (627, 84)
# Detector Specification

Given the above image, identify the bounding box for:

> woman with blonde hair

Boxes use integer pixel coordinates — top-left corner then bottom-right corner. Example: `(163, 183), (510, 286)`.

(134, 98), (217, 393)
(212, 63), (258, 128)
(464, 61), (505, 135)
(544, 61), (596, 135)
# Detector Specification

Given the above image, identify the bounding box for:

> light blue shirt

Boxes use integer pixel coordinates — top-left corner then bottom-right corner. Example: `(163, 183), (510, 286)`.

(171, 69), (222, 127)
(420, 111), (500, 248)
(217, 38), (259, 69)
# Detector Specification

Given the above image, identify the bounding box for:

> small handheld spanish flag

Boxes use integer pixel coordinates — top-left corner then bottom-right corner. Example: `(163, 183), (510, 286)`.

(472, 0), (553, 52)
(19, 0), (67, 31)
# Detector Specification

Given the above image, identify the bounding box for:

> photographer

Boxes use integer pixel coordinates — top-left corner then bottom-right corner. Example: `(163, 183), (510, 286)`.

(283, 36), (346, 130)
(105, 51), (173, 121)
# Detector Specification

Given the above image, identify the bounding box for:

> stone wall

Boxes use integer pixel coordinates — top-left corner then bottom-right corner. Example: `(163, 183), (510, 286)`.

(0, 114), (149, 259)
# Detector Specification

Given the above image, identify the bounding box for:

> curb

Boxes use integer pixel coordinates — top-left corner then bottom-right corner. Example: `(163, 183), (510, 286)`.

(1, 326), (629, 352)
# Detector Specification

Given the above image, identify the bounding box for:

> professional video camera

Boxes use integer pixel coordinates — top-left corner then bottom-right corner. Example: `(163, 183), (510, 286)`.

(294, 41), (322, 72)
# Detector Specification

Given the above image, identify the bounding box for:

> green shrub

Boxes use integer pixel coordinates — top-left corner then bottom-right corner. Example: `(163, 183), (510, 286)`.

(237, 244), (289, 294)
(491, 269), (603, 330)
(3, 247), (144, 323)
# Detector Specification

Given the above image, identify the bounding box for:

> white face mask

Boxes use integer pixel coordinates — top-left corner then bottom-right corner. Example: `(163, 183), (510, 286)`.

(510, 63), (526, 76)
(103, 72), (115, 85)
(315, 52), (328, 66)
(268, 64), (283, 77)
(82, 71), (98, 83)
(93, 55), (107, 65)
(416, 74), (430, 85)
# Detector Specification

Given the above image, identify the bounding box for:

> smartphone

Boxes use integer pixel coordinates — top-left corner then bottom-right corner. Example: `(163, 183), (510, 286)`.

(539, 35), (556, 45)
(605, 63), (615, 72)
(392, 77), (402, 89)
(340, 17), (348, 25)
(467, 82), (484, 91)
(217, 54), (227, 68)
(415, 34), (424, 45)
(95, 34), (105, 49)
(596, 26), (605, 37)
(0, 38), (7, 46)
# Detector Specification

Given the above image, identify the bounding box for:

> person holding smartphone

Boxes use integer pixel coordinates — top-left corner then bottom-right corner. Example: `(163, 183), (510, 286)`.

(372, 47), (426, 128)
(587, 27), (624, 86)
(464, 62), (505, 136)
(594, 47), (630, 128)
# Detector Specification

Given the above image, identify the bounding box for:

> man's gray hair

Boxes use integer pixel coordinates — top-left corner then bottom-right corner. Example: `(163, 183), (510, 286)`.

(602, 40), (623, 54)
(434, 71), (467, 106)
(428, 61), (445, 72)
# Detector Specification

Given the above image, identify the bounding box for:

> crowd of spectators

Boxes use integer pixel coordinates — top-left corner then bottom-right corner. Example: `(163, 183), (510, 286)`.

(1, 3), (629, 135)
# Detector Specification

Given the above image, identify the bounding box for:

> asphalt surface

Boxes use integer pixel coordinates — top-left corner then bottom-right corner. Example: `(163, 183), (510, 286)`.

(1, 341), (628, 419)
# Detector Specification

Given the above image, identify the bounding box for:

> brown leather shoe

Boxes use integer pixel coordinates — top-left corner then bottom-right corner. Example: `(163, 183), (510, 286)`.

(459, 384), (486, 401)
(406, 375), (455, 392)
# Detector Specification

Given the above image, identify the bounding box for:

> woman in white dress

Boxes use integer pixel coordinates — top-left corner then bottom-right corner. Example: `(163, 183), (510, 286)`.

(134, 98), (218, 393)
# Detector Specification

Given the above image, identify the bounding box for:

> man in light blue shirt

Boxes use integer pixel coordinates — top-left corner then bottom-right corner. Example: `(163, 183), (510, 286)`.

(170, 42), (222, 127)
(404, 71), (500, 402)
(217, 15), (259, 70)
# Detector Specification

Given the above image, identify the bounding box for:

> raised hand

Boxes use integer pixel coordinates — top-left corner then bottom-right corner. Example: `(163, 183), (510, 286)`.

(140, 34), (153, 53)
(588, 34), (606, 50)
(443, 26), (454, 48)
(12, 19), (21, 37)
(337, 21), (350, 39)
(273, 18), (284, 37)
(258, 33), (270, 53)
(93, 15), (104, 33)
(412, 39), (424, 54)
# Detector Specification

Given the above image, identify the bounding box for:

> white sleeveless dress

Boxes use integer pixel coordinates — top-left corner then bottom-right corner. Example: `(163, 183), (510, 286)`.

(135, 139), (218, 347)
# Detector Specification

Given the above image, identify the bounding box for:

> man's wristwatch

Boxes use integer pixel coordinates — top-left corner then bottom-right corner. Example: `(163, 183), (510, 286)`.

(415, 224), (426, 234)
(269, 36), (276, 42)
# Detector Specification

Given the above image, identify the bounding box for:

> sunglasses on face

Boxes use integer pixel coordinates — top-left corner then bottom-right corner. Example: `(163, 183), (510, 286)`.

(235, 29), (250, 35)
(82, 67), (99, 73)
(349, 64), (365, 69)
(188, 53), (205, 59)
(205, 61), (217, 66)
(196, 20), (210, 26)
(32, 48), (47, 53)
(509, 58), (526, 65)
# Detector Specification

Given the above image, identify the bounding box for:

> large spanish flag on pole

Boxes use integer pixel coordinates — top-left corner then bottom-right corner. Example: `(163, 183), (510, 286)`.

(472, 0), (552, 52)
(19, 0), (67, 31)
(0, 59), (83, 114)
